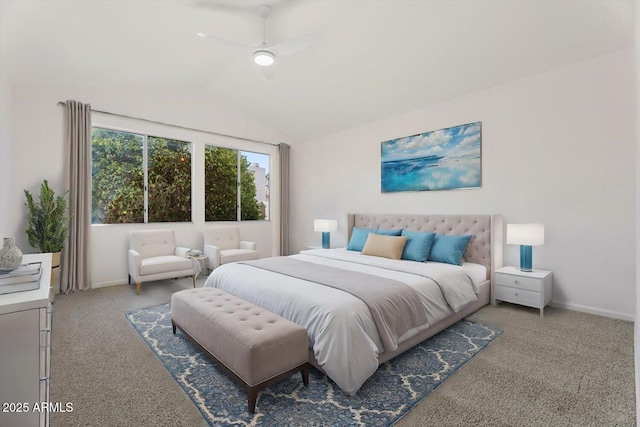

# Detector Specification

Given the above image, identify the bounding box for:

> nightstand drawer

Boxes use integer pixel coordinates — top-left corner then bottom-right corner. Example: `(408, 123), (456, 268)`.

(494, 273), (541, 292)
(495, 285), (541, 308)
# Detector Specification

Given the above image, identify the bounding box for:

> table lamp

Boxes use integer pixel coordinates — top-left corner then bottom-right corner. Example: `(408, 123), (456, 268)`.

(506, 224), (544, 272)
(314, 219), (337, 249)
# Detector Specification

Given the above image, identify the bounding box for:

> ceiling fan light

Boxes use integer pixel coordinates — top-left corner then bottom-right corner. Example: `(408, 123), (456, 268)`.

(253, 50), (275, 66)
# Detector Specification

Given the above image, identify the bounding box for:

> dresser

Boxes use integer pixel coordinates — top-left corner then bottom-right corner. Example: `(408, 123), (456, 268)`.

(0, 253), (53, 427)
(493, 266), (552, 317)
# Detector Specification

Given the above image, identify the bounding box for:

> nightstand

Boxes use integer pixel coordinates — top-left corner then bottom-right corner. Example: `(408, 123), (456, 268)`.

(493, 266), (552, 317)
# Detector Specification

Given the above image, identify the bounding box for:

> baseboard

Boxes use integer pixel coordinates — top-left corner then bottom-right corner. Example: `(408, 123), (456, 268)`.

(93, 280), (127, 289)
(92, 276), (204, 289)
(551, 301), (634, 322)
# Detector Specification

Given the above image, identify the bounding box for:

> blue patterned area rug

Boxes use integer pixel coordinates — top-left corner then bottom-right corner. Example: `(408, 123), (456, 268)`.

(126, 303), (502, 426)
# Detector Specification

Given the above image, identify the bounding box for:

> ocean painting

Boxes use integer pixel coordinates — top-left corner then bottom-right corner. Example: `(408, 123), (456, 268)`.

(381, 122), (482, 192)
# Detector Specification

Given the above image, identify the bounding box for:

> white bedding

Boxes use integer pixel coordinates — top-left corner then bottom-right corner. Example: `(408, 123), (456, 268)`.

(203, 248), (479, 395)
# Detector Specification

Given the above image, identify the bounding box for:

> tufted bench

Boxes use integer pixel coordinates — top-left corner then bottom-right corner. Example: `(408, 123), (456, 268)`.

(170, 287), (309, 413)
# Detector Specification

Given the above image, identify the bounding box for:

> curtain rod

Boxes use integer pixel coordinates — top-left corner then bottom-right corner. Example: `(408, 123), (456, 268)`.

(57, 101), (280, 147)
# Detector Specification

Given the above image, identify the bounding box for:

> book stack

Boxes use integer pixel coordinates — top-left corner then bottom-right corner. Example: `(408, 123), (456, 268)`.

(0, 262), (42, 294)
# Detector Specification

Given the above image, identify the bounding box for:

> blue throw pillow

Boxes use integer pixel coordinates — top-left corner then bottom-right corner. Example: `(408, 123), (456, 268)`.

(401, 230), (436, 262)
(375, 229), (403, 236)
(428, 234), (472, 265)
(347, 227), (375, 251)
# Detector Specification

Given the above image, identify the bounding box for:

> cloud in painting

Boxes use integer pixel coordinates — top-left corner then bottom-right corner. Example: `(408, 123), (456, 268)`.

(382, 122), (480, 162)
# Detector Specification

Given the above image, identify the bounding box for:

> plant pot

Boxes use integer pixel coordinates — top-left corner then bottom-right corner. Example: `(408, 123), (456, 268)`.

(51, 251), (61, 294)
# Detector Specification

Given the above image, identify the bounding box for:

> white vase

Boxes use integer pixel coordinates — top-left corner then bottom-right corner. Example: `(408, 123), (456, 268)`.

(0, 237), (23, 271)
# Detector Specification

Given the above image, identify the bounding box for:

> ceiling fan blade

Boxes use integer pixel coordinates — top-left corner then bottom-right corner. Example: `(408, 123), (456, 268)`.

(270, 33), (318, 56)
(260, 66), (276, 80)
(197, 32), (256, 49)
(189, 0), (252, 14)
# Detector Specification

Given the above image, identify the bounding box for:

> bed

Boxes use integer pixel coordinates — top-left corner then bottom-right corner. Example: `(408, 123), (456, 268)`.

(204, 213), (503, 395)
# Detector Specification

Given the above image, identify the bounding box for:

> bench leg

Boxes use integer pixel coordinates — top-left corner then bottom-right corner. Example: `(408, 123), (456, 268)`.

(171, 320), (176, 335)
(247, 387), (258, 413)
(135, 282), (141, 295)
(301, 363), (309, 386)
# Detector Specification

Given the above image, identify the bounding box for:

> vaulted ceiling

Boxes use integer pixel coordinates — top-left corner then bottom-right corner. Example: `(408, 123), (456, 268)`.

(0, 0), (635, 142)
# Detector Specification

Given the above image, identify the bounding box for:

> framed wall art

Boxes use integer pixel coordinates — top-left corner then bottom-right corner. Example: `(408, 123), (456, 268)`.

(381, 121), (482, 192)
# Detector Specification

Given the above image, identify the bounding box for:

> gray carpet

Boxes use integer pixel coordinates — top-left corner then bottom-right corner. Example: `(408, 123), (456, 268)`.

(50, 278), (635, 426)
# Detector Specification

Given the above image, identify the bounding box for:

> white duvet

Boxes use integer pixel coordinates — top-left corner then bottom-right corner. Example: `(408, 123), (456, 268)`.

(203, 248), (479, 395)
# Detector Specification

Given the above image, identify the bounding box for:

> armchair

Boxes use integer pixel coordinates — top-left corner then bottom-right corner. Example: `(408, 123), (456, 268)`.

(204, 226), (258, 272)
(128, 229), (196, 295)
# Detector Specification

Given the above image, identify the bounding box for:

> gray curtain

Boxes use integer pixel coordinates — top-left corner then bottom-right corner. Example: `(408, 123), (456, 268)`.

(61, 100), (92, 293)
(279, 143), (290, 255)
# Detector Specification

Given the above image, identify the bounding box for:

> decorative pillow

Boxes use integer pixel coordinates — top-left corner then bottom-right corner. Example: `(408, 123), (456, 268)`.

(375, 229), (403, 236)
(347, 227), (375, 252)
(361, 233), (408, 260)
(428, 234), (472, 265)
(401, 230), (436, 262)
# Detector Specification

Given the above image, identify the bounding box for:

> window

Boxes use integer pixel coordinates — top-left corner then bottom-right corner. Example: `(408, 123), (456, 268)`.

(147, 137), (192, 222)
(204, 146), (269, 221)
(242, 151), (270, 221)
(91, 128), (191, 224)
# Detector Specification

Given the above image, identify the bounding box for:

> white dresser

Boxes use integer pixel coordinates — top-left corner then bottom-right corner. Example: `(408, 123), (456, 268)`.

(0, 253), (53, 427)
(493, 266), (552, 317)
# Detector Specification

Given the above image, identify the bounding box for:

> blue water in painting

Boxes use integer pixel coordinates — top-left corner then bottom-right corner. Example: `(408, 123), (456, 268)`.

(381, 154), (481, 192)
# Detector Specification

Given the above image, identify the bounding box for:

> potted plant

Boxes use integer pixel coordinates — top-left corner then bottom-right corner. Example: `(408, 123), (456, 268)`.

(24, 180), (71, 290)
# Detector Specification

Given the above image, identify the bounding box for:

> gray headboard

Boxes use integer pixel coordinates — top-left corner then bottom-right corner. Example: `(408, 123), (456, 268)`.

(347, 213), (504, 280)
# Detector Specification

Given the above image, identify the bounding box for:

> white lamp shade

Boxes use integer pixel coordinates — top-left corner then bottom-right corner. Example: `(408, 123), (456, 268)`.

(314, 219), (338, 232)
(507, 224), (545, 246)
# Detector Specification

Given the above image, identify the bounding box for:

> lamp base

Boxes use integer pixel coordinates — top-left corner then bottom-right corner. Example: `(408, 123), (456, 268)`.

(321, 232), (330, 249)
(519, 245), (532, 272)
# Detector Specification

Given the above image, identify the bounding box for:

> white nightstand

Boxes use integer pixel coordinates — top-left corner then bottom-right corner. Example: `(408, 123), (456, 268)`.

(493, 266), (552, 317)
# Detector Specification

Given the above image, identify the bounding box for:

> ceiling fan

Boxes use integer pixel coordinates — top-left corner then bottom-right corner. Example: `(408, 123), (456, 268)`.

(197, 3), (314, 79)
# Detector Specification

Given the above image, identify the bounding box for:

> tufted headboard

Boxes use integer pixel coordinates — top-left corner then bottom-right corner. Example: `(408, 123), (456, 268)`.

(347, 213), (503, 281)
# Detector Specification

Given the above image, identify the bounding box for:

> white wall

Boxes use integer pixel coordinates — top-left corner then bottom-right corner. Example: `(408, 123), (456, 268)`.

(7, 83), (289, 287)
(0, 37), (12, 240)
(291, 48), (636, 320)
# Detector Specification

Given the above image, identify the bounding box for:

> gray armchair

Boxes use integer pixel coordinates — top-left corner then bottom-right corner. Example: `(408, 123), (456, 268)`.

(128, 229), (195, 295)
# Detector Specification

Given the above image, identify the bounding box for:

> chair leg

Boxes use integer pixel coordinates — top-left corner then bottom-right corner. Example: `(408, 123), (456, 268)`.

(135, 283), (141, 295)
(192, 274), (196, 288)
(128, 275), (131, 285)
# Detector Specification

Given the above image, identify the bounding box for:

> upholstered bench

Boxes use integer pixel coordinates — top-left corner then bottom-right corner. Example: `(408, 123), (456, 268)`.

(170, 288), (309, 413)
